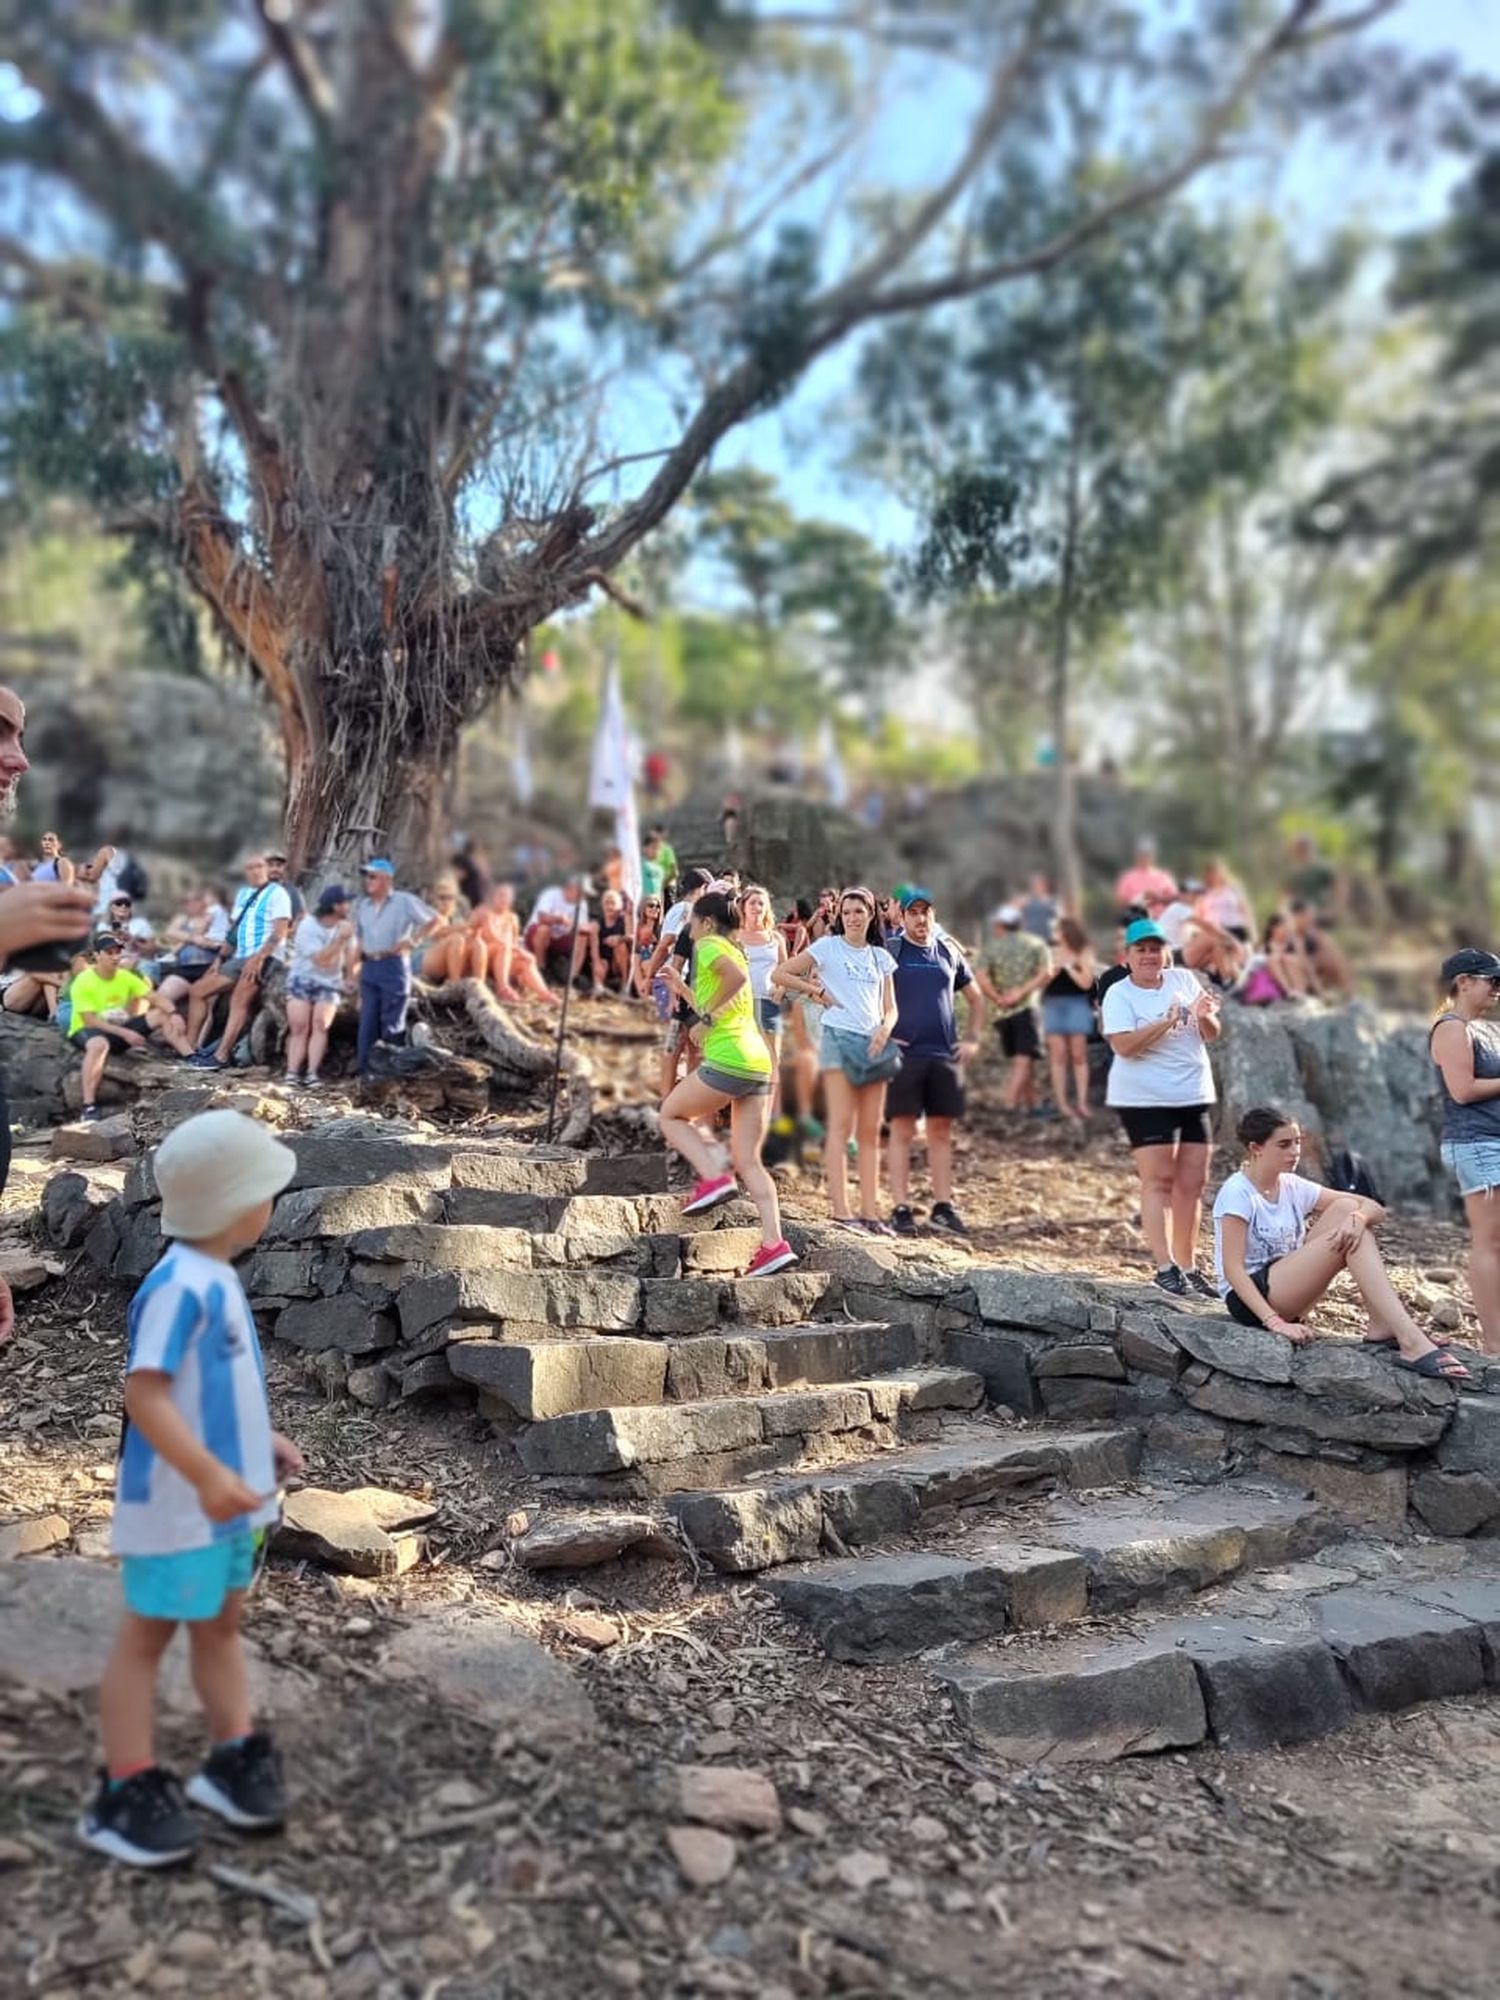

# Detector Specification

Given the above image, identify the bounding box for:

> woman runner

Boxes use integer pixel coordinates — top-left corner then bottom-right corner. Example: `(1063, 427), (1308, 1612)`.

(656, 892), (795, 1278)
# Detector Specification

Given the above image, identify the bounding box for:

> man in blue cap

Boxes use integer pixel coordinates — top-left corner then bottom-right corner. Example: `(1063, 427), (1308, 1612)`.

(352, 861), (439, 1076)
(885, 887), (984, 1236)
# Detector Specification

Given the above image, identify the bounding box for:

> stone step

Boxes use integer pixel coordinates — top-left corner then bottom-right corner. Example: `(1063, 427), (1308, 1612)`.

(441, 1188), (759, 1240)
(665, 1426), (1143, 1572)
(447, 1320), (920, 1421)
(763, 1483), (1332, 1662)
(398, 1265), (841, 1345)
(514, 1369), (985, 1492)
(936, 1568), (1500, 1763)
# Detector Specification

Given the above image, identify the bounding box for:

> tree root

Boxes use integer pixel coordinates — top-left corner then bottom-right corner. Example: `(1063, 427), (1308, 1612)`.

(417, 978), (571, 1080)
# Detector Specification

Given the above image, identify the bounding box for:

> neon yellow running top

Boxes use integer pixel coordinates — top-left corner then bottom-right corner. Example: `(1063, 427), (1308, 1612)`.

(693, 936), (770, 1079)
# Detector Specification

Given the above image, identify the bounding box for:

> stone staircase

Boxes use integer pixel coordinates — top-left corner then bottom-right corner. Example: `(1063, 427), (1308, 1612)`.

(56, 1111), (1500, 1766)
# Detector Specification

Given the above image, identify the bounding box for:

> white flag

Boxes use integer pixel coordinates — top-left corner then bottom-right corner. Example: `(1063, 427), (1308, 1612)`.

(819, 714), (848, 808)
(589, 662), (643, 907)
(511, 715), (533, 807)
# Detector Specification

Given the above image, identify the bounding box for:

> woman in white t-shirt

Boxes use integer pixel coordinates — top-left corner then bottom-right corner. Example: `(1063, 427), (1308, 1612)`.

(284, 886), (355, 1088)
(774, 886), (899, 1233)
(1100, 919), (1222, 1298)
(1215, 1106), (1468, 1380)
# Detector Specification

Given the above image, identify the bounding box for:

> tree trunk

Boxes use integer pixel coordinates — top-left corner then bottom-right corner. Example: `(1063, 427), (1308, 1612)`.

(1050, 435), (1084, 916)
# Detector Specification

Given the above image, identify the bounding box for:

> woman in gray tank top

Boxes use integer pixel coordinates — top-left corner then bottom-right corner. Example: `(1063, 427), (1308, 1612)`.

(1430, 947), (1500, 1353)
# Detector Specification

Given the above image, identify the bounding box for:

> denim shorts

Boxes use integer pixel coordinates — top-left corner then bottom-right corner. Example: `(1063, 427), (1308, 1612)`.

(287, 974), (341, 1005)
(820, 1024), (902, 1087)
(756, 997), (782, 1035)
(121, 1530), (258, 1622)
(1442, 1140), (1500, 1198)
(1042, 993), (1095, 1039)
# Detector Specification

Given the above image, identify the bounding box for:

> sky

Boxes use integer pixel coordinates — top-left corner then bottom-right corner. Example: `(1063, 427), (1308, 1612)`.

(704, 0), (1496, 545)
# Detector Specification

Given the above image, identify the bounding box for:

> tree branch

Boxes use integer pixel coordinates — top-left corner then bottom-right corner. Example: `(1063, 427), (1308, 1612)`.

(254, 0), (337, 135)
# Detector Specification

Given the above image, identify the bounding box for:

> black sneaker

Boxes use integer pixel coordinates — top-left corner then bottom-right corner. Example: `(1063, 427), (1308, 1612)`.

(1184, 1268), (1217, 1299)
(890, 1205), (919, 1237)
(1152, 1265), (1190, 1297)
(928, 1201), (969, 1238)
(79, 1104), (102, 1124)
(186, 1731), (286, 1830)
(78, 1766), (198, 1868)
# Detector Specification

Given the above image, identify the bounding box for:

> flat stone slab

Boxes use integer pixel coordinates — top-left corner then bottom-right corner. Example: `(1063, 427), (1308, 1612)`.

(1156, 1615), (1354, 1751)
(0, 1514), (71, 1560)
(400, 1268), (643, 1339)
(1167, 1316), (1293, 1385)
(449, 1336), (668, 1420)
(382, 1608), (595, 1746)
(768, 1553), (1014, 1663)
(50, 1115), (136, 1163)
(940, 1638), (1207, 1762)
(288, 1125), (454, 1191)
(666, 1429), (1143, 1573)
(1312, 1587), (1487, 1709)
(269, 1182), (442, 1240)
(512, 1511), (677, 1570)
(275, 1486), (431, 1578)
(0, 1560), (297, 1714)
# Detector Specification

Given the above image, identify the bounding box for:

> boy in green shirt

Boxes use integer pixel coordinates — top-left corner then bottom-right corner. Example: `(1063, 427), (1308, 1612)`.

(70, 933), (192, 1120)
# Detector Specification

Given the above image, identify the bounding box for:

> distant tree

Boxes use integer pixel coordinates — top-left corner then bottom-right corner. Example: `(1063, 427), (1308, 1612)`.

(0, 0), (1425, 868)
(863, 199), (1287, 907)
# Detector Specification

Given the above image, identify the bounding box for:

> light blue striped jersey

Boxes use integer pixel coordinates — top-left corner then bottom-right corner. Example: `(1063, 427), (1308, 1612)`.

(229, 881), (293, 960)
(112, 1244), (278, 1557)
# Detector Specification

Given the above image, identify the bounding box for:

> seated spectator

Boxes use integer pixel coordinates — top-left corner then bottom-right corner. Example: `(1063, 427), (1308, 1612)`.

(1114, 837), (1177, 919)
(154, 886), (231, 1016)
(69, 934), (193, 1120)
(634, 897), (668, 1015)
(102, 894), (161, 979)
(524, 880), (595, 987)
(474, 884), (558, 1005)
(416, 878), (489, 985)
(186, 854), (293, 1069)
(1, 955), (65, 1020)
(285, 885), (355, 1089)
(31, 831), (76, 885)
(1161, 882), (1245, 989)
(1287, 898), (1353, 998)
(594, 889), (632, 993)
(1198, 858), (1254, 942)
(266, 853), (307, 921)
(1240, 912), (1313, 1005)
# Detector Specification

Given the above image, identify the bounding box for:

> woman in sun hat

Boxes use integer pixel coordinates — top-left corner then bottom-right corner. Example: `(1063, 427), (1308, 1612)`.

(1100, 917), (1222, 1297)
(1430, 946), (1500, 1354)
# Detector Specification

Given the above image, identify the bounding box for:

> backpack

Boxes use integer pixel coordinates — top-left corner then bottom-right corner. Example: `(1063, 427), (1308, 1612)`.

(1327, 1146), (1383, 1206)
(118, 854), (149, 903)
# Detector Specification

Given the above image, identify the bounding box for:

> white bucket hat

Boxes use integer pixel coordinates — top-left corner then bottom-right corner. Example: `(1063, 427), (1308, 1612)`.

(154, 1110), (297, 1240)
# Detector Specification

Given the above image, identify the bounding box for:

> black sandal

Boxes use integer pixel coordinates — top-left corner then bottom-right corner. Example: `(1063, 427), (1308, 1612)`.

(1393, 1348), (1471, 1382)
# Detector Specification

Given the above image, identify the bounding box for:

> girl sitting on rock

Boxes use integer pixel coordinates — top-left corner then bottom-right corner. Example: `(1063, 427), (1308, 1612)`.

(1214, 1105), (1469, 1379)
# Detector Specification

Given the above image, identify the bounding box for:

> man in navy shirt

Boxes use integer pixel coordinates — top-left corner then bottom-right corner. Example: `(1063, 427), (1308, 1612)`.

(885, 888), (985, 1237)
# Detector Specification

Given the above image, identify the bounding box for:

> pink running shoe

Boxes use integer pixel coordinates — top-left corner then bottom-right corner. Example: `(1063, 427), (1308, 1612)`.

(744, 1239), (797, 1278)
(681, 1172), (738, 1216)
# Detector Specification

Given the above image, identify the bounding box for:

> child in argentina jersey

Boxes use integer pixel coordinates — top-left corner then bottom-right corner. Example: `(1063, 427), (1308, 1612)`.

(112, 1242), (279, 1558)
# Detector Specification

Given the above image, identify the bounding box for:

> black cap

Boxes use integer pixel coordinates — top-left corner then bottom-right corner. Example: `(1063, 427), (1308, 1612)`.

(1441, 948), (1500, 985)
(93, 932), (124, 953)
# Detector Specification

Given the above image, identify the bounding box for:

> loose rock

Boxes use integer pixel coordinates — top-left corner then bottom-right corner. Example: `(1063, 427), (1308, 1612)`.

(667, 1824), (737, 1887)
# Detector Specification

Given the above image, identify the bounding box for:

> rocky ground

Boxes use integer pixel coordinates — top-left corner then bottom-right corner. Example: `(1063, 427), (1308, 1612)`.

(2, 1010), (1498, 1998)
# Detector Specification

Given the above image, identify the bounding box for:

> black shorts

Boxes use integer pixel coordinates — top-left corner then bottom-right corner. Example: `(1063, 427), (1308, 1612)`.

(1117, 1102), (1213, 1149)
(886, 1053), (965, 1122)
(998, 1010), (1041, 1060)
(1225, 1264), (1275, 1326)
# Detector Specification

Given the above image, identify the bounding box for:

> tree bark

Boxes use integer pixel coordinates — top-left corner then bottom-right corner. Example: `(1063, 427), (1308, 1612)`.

(1050, 432), (1084, 916)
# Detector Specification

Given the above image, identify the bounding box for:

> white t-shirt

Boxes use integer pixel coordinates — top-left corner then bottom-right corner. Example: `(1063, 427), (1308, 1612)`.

(112, 1244), (278, 1556)
(531, 886), (587, 927)
(1157, 899), (1197, 948)
(1100, 969), (1216, 1108)
(806, 936), (898, 1036)
(1213, 1171), (1323, 1297)
(662, 897), (692, 941)
(290, 914), (346, 986)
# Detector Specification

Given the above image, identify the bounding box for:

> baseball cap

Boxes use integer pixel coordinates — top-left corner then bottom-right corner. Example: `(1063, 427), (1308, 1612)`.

(316, 884), (350, 915)
(361, 858), (396, 877)
(1441, 948), (1500, 985)
(1124, 919), (1169, 947)
(92, 932), (124, 953)
(898, 886), (934, 909)
(154, 1109), (297, 1241)
(992, 903), (1021, 926)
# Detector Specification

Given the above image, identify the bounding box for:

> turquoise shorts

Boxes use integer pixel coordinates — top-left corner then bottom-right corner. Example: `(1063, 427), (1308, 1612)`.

(121, 1530), (259, 1622)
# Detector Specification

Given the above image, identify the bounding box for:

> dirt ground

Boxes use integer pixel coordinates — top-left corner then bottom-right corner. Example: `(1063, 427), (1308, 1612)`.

(2, 1024), (1497, 1998)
